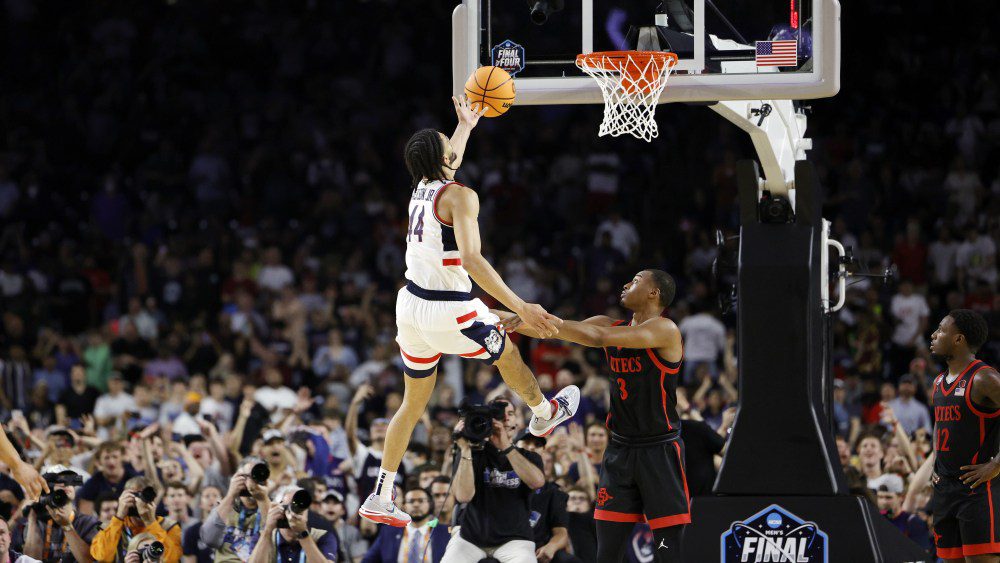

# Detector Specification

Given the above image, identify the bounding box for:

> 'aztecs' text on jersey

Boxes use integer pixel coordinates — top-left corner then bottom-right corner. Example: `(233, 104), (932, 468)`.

(603, 320), (683, 438)
(932, 359), (1000, 479)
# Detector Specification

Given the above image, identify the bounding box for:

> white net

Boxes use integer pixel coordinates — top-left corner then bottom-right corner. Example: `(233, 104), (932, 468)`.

(575, 51), (677, 142)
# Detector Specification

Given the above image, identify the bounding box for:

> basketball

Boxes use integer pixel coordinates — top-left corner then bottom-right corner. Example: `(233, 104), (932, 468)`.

(464, 66), (515, 117)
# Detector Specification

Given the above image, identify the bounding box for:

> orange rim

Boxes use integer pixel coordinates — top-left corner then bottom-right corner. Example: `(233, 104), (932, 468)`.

(575, 50), (678, 73)
(576, 51), (677, 96)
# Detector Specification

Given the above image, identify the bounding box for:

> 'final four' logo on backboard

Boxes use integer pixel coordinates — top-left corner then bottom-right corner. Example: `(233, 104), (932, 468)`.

(721, 505), (828, 562)
(491, 40), (525, 76)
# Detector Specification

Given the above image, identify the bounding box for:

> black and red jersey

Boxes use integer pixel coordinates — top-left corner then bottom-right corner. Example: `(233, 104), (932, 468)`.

(932, 359), (1000, 479)
(603, 320), (683, 439)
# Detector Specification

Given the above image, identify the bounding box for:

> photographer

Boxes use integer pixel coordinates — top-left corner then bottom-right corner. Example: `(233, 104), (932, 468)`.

(123, 533), (165, 563)
(18, 465), (100, 563)
(198, 457), (271, 562)
(441, 400), (545, 563)
(247, 486), (338, 563)
(89, 477), (181, 563)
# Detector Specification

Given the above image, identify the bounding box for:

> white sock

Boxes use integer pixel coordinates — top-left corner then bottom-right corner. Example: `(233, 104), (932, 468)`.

(529, 398), (554, 421)
(375, 470), (396, 503)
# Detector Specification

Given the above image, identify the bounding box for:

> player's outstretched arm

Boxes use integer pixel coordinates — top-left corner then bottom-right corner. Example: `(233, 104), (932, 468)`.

(448, 95), (487, 171)
(555, 317), (680, 351)
(960, 368), (1000, 488)
(495, 310), (612, 340)
(0, 427), (48, 499)
(445, 186), (560, 337)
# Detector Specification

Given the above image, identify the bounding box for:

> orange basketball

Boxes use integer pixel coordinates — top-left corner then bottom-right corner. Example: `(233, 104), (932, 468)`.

(464, 66), (515, 117)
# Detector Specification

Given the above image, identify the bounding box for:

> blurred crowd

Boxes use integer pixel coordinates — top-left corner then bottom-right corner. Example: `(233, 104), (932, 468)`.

(0, 0), (997, 560)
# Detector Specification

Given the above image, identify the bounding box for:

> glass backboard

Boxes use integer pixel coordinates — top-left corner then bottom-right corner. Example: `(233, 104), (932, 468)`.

(453, 0), (840, 104)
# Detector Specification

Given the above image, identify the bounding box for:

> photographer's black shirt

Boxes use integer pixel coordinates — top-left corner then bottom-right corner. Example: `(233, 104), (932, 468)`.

(457, 445), (544, 547)
(529, 482), (569, 547)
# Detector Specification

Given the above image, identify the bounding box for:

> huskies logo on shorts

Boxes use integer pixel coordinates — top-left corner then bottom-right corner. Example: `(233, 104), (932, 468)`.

(485, 330), (503, 354)
(721, 505), (827, 562)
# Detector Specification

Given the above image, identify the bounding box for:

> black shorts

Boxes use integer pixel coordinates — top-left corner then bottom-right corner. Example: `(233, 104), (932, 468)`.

(593, 436), (691, 530)
(932, 476), (1000, 558)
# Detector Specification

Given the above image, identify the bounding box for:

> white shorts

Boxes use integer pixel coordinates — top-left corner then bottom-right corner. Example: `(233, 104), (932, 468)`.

(439, 535), (536, 563)
(396, 283), (507, 378)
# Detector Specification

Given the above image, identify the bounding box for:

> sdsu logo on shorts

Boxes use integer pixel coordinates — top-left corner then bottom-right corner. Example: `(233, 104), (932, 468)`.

(721, 505), (827, 562)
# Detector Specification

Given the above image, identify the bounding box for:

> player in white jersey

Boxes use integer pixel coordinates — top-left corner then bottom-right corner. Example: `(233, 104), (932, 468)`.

(359, 96), (581, 527)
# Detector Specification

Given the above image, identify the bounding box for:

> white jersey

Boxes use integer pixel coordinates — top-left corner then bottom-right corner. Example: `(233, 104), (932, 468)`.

(404, 179), (472, 292)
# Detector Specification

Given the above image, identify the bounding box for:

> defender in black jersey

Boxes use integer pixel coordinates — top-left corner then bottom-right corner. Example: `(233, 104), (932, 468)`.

(929, 309), (1000, 561)
(503, 269), (688, 563)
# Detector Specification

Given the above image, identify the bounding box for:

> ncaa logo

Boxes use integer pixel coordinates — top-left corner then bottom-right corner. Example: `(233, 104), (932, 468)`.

(491, 39), (526, 76)
(721, 504), (827, 562)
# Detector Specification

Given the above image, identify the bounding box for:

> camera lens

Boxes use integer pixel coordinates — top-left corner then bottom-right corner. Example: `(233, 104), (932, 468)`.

(139, 486), (157, 504)
(289, 489), (313, 514)
(250, 462), (270, 483)
(49, 489), (70, 509)
(149, 541), (164, 557)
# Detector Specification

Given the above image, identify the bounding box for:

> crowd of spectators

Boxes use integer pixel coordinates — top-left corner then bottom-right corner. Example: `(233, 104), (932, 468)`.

(0, 0), (996, 560)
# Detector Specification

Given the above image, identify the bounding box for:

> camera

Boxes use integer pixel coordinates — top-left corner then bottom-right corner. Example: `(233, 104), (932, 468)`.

(456, 400), (507, 443)
(22, 471), (84, 519)
(250, 462), (270, 483)
(136, 540), (164, 561)
(127, 486), (158, 517)
(239, 462), (271, 497)
(758, 190), (794, 224)
(527, 0), (563, 25)
(21, 489), (72, 519)
(276, 489), (313, 529)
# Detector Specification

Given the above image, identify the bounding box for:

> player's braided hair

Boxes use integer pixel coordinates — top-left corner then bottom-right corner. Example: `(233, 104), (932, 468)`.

(404, 128), (448, 188)
(648, 269), (677, 308)
(949, 309), (989, 352)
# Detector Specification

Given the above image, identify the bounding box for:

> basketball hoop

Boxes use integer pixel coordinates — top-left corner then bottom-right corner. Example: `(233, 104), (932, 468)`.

(575, 51), (678, 142)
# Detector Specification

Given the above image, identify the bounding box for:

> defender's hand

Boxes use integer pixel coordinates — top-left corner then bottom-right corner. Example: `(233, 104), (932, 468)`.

(960, 460), (1000, 489)
(453, 95), (487, 128)
(515, 303), (561, 338)
(499, 315), (524, 334)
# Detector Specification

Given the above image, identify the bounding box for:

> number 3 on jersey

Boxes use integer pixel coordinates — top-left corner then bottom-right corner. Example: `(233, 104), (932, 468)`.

(407, 206), (425, 242)
(616, 378), (628, 400)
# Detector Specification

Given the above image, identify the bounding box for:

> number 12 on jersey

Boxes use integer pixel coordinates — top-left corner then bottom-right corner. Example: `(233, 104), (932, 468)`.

(407, 206), (425, 242)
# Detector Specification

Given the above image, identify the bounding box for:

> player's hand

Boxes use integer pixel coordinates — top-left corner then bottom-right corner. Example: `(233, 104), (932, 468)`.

(498, 315), (524, 334)
(960, 460), (1000, 489)
(453, 95), (488, 128)
(12, 461), (48, 501)
(514, 303), (561, 338)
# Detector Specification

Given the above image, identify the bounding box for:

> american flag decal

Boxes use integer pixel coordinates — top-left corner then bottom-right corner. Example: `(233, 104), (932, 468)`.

(755, 40), (798, 67)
